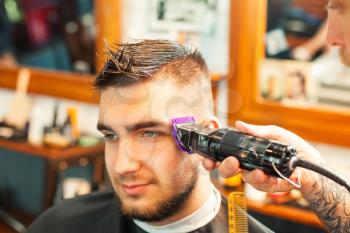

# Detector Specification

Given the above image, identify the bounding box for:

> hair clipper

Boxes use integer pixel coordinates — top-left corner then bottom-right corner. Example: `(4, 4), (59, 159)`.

(171, 116), (297, 177)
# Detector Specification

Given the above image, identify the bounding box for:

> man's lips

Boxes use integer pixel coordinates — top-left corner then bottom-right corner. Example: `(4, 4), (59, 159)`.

(121, 183), (151, 195)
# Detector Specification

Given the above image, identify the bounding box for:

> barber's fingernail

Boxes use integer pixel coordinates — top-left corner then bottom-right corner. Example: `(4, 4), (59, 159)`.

(225, 157), (237, 170)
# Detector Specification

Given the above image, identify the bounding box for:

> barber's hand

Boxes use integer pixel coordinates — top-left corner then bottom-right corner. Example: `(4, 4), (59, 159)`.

(202, 121), (323, 193)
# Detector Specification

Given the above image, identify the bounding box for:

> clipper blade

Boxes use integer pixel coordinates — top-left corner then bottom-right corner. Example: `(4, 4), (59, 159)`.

(171, 116), (195, 153)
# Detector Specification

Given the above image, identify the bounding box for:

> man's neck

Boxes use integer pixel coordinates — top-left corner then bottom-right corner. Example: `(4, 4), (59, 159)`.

(150, 173), (211, 226)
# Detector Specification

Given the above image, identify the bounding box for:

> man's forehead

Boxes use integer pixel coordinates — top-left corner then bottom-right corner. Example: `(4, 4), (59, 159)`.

(99, 82), (150, 105)
(98, 77), (210, 126)
(99, 97), (197, 127)
(99, 79), (205, 108)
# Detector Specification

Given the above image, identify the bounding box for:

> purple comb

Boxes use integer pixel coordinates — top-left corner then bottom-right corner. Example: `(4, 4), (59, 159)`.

(171, 116), (195, 153)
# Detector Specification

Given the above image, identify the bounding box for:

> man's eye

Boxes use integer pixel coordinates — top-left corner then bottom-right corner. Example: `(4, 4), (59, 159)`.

(142, 130), (161, 138)
(104, 133), (118, 142)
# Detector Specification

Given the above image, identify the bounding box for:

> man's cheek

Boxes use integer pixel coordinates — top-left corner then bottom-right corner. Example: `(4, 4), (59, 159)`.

(147, 150), (180, 179)
(104, 147), (114, 170)
(340, 48), (350, 66)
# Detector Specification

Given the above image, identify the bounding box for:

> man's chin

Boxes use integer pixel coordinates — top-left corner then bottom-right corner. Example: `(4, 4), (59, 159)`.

(121, 198), (152, 214)
(116, 188), (160, 215)
(116, 176), (197, 222)
(120, 198), (170, 222)
(117, 190), (149, 206)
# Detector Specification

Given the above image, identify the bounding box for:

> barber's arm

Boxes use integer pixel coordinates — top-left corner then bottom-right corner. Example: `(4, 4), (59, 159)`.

(203, 121), (350, 232)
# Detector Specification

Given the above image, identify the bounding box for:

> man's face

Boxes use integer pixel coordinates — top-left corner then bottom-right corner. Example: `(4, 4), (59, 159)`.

(98, 78), (209, 222)
(326, 0), (350, 66)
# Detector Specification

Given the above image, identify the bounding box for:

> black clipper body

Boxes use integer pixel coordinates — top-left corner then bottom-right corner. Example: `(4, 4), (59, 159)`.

(175, 123), (297, 177)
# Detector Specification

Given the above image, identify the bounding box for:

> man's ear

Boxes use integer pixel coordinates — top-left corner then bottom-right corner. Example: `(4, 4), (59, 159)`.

(201, 116), (221, 129)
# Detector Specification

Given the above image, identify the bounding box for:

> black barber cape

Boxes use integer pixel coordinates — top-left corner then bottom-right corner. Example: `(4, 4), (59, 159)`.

(25, 191), (273, 233)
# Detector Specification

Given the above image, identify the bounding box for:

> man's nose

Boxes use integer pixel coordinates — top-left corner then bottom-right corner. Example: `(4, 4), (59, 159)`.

(326, 15), (344, 47)
(113, 138), (141, 175)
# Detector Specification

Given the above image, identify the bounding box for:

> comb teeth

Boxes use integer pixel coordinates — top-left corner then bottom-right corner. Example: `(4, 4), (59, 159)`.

(228, 192), (248, 233)
(171, 116), (195, 125)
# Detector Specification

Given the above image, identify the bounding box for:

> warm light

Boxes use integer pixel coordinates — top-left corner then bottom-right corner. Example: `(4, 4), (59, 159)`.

(4, 0), (22, 23)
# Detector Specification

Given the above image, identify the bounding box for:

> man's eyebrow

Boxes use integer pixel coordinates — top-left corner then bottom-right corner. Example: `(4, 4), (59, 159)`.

(97, 123), (115, 132)
(96, 121), (170, 133)
(126, 121), (169, 132)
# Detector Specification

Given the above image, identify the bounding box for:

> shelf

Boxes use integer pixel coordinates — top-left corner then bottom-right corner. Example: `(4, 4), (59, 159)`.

(0, 67), (98, 104)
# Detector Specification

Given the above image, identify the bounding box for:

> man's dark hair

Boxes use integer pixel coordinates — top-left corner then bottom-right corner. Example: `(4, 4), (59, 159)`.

(94, 40), (209, 90)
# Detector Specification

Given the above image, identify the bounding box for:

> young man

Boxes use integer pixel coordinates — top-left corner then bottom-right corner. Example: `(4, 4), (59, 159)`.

(26, 40), (271, 233)
(210, 0), (350, 231)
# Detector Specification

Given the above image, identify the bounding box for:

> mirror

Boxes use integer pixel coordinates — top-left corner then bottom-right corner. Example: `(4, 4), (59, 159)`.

(228, 0), (350, 147)
(0, 0), (95, 73)
(265, 0), (327, 61)
(121, 0), (229, 75)
(259, 0), (350, 110)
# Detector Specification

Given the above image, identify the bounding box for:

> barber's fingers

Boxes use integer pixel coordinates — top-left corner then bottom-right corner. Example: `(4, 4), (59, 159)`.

(201, 116), (221, 129)
(235, 121), (310, 153)
(218, 157), (241, 178)
(235, 121), (289, 141)
(236, 121), (322, 163)
(242, 169), (268, 184)
(202, 156), (241, 178)
(242, 169), (294, 193)
(202, 158), (219, 170)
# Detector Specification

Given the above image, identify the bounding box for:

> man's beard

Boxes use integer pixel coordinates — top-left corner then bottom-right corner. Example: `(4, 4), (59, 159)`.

(120, 174), (197, 222)
(339, 48), (350, 66)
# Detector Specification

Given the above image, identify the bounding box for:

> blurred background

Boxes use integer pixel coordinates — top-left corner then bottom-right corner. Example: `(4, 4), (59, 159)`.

(0, 0), (95, 72)
(0, 0), (349, 233)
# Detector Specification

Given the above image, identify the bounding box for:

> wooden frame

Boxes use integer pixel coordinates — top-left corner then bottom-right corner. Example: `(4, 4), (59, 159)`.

(0, 67), (97, 103)
(228, 0), (350, 147)
(0, 0), (122, 104)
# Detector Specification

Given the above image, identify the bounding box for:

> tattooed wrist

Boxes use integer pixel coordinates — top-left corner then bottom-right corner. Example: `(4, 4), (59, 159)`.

(303, 171), (350, 232)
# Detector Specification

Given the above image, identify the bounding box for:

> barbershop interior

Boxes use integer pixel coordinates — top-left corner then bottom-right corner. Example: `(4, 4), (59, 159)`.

(0, 0), (350, 232)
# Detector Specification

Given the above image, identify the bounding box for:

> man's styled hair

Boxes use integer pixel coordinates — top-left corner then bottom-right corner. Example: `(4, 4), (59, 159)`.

(94, 40), (209, 90)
